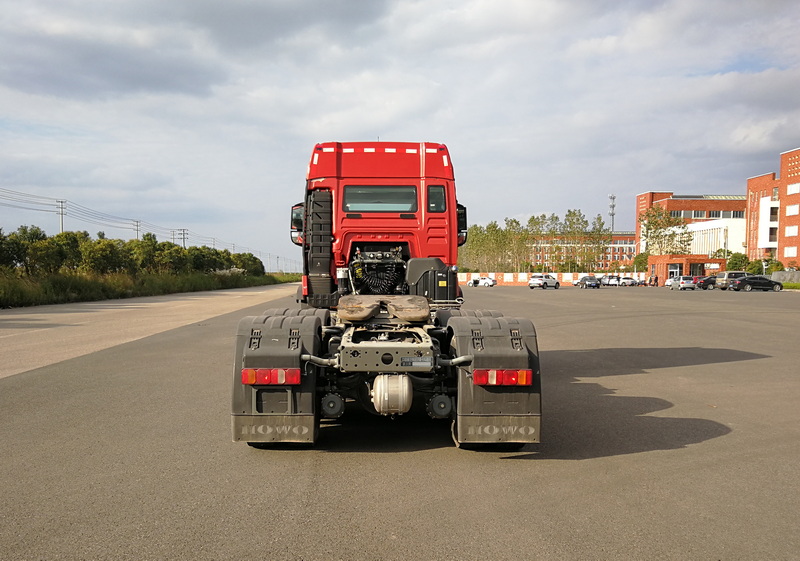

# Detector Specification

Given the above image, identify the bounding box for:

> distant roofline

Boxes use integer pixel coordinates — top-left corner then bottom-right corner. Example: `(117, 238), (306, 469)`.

(780, 147), (800, 155)
(636, 191), (744, 200)
(669, 194), (745, 200)
(747, 172), (777, 180)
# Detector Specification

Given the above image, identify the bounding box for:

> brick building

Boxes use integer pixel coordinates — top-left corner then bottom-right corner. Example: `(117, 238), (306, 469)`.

(527, 231), (637, 272)
(745, 147), (800, 268)
(635, 191), (746, 248)
(599, 231), (637, 270)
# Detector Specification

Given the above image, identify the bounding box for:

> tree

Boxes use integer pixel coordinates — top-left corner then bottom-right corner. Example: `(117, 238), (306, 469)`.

(483, 221), (506, 271)
(560, 209), (589, 271)
(746, 258), (784, 275)
(503, 218), (527, 273)
(638, 206), (691, 255)
(81, 238), (129, 275)
(154, 242), (188, 275)
(727, 252), (749, 271)
(7, 225), (48, 275)
(128, 233), (159, 273)
(52, 231), (90, 271)
(232, 253), (265, 276)
(526, 214), (547, 272)
(711, 248), (732, 259)
(543, 213), (561, 271)
(26, 238), (66, 275)
(584, 214), (611, 270)
(0, 228), (12, 268)
(633, 251), (650, 273)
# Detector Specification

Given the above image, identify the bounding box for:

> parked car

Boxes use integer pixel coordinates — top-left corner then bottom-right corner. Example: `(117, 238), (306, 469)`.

(468, 277), (496, 287)
(730, 275), (783, 292)
(695, 276), (717, 290)
(619, 277), (637, 286)
(601, 275), (621, 286)
(664, 277), (675, 287)
(715, 271), (751, 291)
(577, 275), (601, 289)
(670, 276), (697, 290)
(528, 273), (560, 289)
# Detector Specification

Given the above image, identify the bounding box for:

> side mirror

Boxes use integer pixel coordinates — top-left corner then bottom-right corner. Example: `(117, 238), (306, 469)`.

(290, 202), (304, 246)
(456, 203), (468, 246)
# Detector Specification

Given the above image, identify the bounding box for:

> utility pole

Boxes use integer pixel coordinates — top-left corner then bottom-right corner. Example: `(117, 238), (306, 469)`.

(57, 200), (66, 233)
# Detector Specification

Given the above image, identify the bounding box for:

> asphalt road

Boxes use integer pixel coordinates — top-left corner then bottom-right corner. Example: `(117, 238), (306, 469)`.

(1, 284), (799, 560)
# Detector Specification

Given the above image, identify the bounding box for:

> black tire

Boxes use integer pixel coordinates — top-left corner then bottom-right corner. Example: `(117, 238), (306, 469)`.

(554, 282), (560, 289)
(744, 284), (753, 292)
(773, 284), (783, 292)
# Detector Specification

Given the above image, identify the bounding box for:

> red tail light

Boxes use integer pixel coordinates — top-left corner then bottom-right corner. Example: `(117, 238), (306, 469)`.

(241, 368), (302, 385)
(472, 369), (533, 386)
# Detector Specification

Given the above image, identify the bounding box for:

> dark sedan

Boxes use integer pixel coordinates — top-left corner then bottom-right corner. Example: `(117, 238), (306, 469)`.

(577, 275), (601, 289)
(730, 275), (783, 292)
(696, 276), (717, 290)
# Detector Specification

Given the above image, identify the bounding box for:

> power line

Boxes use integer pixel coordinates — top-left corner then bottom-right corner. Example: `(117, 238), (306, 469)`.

(0, 187), (299, 271)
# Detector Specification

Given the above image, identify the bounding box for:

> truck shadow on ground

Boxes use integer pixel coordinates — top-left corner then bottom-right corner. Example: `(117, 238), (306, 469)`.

(506, 346), (767, 460)
(315, 346), (765, 457)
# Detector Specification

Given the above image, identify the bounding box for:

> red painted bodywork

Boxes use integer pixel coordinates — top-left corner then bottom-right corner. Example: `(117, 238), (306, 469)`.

(306, 141), (460, 269)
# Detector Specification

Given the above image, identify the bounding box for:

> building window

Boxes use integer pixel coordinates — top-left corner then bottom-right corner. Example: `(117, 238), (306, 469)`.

(773, 187), (780, 201)
(722, 211), (732, 218)
(670, 211), (682, 218)
(788, 183), (800, 195)
(785, 247), (798, 258)
(787, 225), (799, 237)
(709, 210), (721, 218)
(732, 211), (744, 218)
(788, 204), (800, 217)
(769, 227), (778, 243)
(693, 210), (706, 218)
(770, 207), (779, 222)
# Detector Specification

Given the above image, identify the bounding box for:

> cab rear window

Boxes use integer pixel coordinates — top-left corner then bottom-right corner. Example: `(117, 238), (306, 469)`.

(343, 185), (417, 212)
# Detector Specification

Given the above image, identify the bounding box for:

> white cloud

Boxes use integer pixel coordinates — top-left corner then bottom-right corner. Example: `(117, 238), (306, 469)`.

(1, 0), (799, 264)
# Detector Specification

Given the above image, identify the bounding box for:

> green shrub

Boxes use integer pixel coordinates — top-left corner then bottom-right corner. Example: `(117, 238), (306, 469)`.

(0, 270), (298, 308)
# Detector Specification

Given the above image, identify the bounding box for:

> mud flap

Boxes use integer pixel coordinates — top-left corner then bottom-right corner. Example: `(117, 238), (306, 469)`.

(233, 415), (317, 444)
(455, 414), (541, 444)
(231, 314), (322, 444)
(448, 316), (542, 444)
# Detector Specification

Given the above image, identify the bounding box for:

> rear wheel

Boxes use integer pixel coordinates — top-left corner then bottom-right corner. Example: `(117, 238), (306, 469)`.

(744, 284), (753, 292)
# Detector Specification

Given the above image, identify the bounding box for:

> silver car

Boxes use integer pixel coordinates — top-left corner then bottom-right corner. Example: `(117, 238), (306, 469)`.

(528, 273), (560, 289)
(670, 276), (696, 290)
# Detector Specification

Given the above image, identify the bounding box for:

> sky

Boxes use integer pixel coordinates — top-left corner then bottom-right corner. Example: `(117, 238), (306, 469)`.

(1, 0), (799, 271)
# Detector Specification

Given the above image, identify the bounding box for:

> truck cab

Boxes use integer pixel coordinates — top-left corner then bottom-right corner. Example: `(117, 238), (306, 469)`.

(290, 142), (467, 308)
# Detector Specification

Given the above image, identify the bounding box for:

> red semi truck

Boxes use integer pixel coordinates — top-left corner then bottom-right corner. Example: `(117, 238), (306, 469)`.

(232, 142), (541, 448)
